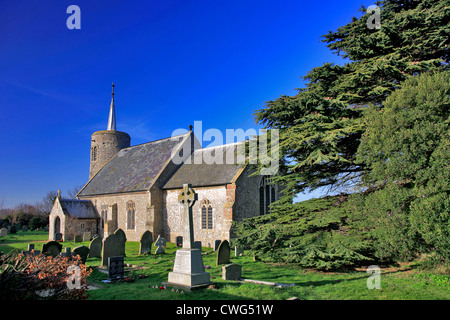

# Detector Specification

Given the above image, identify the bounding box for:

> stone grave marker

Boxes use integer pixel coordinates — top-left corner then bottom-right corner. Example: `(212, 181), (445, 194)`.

(88, 236), (102, 258)
(60, 247), (72, 258)
(139, 230), (153, 255)
(114, 228), (127, 256)
(108, 256), (125, 281)
(216, 240), (230, 266)
(235, 246), (244, 257)
(222, 263), (242, 281)
(74, 234), (82, 243)
(83, 231), (92, 242)
(101, 233), (123, 268)
(214, 240), (221, 251)
(55, 233), (63, 241)
(42, 241), (63, 258)
(21, 244), (41, 256)
(168, 184), (210, 289)
(73, 246), (90, 264)
(176, 236), (183, 247)
(154, 235), (166, 254)
(0, 228), (7, 237)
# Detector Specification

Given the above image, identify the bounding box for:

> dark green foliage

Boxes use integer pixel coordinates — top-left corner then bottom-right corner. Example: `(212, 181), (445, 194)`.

(232, 196), (373, 270)
(354, 71), (450, 263)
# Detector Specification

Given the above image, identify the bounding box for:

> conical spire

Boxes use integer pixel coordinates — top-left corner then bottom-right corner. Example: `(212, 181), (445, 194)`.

(107, 83), (116, 131)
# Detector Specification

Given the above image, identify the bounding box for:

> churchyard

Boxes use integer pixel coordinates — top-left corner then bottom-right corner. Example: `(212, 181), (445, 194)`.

(2, 229), (450, 300)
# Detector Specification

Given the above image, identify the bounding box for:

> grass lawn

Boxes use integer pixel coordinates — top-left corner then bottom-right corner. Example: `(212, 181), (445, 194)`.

(2, 231), (450, 300)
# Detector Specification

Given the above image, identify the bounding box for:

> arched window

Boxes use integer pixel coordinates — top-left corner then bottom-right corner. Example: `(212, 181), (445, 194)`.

(259, 176), (277, 215)
(91, 146), (98, 162)
(126, 201), (135, 230)
(201, 199), (213, 229)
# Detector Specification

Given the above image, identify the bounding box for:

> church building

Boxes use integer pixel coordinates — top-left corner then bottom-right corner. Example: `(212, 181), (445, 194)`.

(48, 85), (281, 247)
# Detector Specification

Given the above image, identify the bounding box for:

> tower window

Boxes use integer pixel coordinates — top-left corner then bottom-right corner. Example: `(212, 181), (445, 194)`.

(91, 146), (98, 161)
(201, 199), (213, 229)
(126, 200), (136, 230)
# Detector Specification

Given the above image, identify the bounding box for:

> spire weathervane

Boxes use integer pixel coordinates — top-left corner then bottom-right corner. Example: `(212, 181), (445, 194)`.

(107, 82), (116, 131)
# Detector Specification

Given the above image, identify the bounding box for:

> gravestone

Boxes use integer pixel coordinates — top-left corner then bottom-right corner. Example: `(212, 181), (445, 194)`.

(114, 228), (127, 256)
(88, 236), (102, 258)
(176, 236), (183, 247)
(194, 241), (202, 251)
(235, 246), (244, 257)
(216, 240), (230, 266)
(42, 241), (63, 258)
(139, 230), (153, 255)
(55, 233), (63, 241)
(74, 235), (82, 243)
(73, 246), (90, 264)
(214, 240), (221, 251)
(0, 228), (7, 237)
(168, 184), (210, 289)
(101, 233), (123, 268)
(21, 244), (41, 256)
(108, 256), (125, 281)
(154, 235), (166, 254)
(60, 247), (72, 258)
(82, 231), (92, 242)
(222, 263), (242, 281)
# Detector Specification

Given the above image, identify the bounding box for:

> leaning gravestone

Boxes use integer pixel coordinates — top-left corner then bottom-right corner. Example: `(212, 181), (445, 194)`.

(0, 228), (7, 237)
(114, 228), (127, 256)
(154, 235), (166, 254)
(108, 256), (125, 281)
(216, 240), (231, 266)
(139, 230), (153, 255)
(73, 246), (90, 264)
(88, 236), (102, 258)
(42, 241), (63, 258)
(101, 233), (122, 268)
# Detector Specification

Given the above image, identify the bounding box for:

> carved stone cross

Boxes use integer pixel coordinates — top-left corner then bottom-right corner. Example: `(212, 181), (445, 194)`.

(178, 184), (198, 249)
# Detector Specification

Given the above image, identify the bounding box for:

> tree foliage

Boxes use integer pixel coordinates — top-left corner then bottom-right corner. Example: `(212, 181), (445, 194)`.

(238, 0), (450, 269)
(232, 196), (373, 270)
(253, 0), (449, 197)
(354, 70), (450, 262)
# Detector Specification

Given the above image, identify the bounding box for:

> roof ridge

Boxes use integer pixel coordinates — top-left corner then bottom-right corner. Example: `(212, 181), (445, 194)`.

(120, 132), (189, 151)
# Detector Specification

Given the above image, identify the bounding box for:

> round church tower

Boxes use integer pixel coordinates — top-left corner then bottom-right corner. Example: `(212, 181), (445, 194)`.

(89, 84), (131, 180)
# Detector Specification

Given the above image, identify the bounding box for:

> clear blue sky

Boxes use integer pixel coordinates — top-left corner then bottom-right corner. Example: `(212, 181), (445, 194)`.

(0, 0), (372, 208)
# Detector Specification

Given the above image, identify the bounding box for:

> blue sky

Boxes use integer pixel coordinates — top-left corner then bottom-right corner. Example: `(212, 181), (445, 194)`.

(0, 0), (372, 208)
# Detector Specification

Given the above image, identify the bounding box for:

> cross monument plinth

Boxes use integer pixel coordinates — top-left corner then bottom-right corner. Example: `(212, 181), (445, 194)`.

(167, 184), (210, 289)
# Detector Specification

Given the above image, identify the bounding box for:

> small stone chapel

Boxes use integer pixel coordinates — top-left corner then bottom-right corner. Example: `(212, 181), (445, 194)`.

(48, 85), (281, 247)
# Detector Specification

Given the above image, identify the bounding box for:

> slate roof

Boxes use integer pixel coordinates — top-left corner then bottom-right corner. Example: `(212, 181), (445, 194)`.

(59, 199), (99, 219)
(162, 143), (246, 189)
(78, 133), (190, 196)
